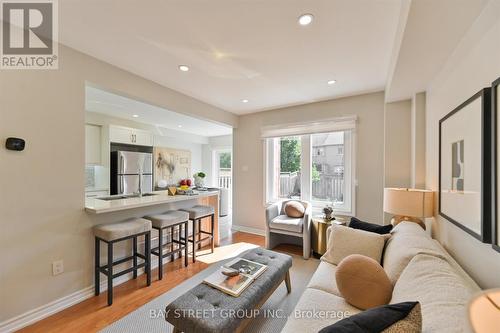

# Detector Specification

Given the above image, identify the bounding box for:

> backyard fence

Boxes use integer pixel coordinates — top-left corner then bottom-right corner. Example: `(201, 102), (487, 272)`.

(279, 172), (344, 201)
(312, 173), (344, 202)
(279, 172), (300, 197)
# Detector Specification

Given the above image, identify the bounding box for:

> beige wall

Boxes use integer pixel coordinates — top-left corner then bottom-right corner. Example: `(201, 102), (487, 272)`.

(426, 2), (500, 288)
(0, 44), (237, 322)
(383, 99), (412, 223)
(233, 91), (386, 232)
(411, 92), (426, 188)
(384, 100), (412, 188)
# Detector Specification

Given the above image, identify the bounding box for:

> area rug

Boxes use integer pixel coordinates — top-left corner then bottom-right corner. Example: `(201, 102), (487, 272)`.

(101, 249), (319, 333)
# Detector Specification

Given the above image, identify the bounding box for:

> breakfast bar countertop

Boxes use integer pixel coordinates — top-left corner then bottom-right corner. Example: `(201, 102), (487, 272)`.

(85, 190), (219, 214)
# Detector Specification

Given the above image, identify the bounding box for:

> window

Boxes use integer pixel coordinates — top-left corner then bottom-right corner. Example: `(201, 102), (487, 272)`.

(215, 150), (232, 189)
(268, 136), (302, 201)
(311, 131), (352, 212)
(265, 130), (355, 215)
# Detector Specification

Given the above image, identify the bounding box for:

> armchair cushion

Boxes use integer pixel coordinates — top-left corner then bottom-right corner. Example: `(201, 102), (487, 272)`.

(284, 200), (305, 218)
(270, 215), (304, 233)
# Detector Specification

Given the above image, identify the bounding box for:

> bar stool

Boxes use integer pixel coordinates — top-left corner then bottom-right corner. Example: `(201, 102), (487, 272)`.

(144, 210), (189, 280)
(93, 218), (152, 306)
(180, 205), (215, 262)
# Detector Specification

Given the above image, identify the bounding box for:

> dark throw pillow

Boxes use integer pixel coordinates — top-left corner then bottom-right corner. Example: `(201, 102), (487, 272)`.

(318, 301), (421, 333)
(350, 217), (393, 234)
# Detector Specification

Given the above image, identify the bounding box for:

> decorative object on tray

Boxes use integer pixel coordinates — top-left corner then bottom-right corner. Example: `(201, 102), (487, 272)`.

(203, 258), (267, 297)
(221, 267), (240, 277)
(153, 147), (191, 187)
(492, 77), (500, 252)
(193, 171), (206, 188)
(322, 204), (334, 221)
(439, 88), (492, 242)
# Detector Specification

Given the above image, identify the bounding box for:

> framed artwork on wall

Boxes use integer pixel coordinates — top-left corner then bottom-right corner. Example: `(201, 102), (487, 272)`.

(493, 77), (500, 252)
(439, 88), (492, 243)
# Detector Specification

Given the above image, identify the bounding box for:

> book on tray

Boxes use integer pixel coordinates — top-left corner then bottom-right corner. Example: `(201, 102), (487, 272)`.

(203, 258), (267, 297)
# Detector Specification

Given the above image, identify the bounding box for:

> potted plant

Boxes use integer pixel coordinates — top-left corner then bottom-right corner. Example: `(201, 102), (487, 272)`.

(323, 205), (334, 221)
(193, 172), (206, 188)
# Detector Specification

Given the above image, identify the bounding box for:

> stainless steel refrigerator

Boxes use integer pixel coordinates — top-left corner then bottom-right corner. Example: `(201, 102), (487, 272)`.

(110, 151), (153, 195)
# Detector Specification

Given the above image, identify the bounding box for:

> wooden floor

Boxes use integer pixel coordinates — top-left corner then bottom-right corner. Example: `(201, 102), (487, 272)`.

(18, 232), (302, 333)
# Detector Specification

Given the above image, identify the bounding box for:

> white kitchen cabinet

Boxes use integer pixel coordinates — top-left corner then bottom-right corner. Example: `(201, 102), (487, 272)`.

(109, 125), (153, 146)
(85, 124), (102, 165)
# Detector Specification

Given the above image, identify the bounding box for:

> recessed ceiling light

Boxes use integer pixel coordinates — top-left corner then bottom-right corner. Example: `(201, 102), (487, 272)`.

(298, 14), (314, 26)
(327, 80), (337, 85)
(242, 99), (249, 103)
(178, 125), (183, 128)
(132, 114), (139, 118)
(178, 65), (190, 72)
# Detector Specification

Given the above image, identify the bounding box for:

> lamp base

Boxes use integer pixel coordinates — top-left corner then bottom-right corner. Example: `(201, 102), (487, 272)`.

(391, 215), (426, 230)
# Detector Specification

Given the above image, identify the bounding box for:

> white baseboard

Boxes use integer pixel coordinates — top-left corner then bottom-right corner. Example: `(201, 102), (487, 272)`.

(0, 256), (164, 333)
(0, 286), (95, 333)
(231, 224), (266, 236)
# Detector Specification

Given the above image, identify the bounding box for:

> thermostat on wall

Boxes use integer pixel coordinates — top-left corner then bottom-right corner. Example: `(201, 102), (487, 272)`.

(5, 137), (25, 151)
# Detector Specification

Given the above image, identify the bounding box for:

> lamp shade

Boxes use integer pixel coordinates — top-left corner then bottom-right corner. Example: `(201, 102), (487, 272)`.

(383, 188), (434, 218)
(468, 289), (500, 332)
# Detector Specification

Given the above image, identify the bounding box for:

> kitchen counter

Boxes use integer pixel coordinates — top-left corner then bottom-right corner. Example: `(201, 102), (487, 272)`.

(85, 190), (219, 214)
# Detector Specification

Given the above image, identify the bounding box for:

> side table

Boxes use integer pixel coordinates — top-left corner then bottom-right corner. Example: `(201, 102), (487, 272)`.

(311, 215), (347, 257)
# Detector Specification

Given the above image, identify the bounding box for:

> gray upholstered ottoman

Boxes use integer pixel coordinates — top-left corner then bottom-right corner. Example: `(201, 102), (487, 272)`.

(165, 247), (292, 333)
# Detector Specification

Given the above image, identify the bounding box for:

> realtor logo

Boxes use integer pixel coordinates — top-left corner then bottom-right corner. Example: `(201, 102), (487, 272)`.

(1, 0), (58, 69)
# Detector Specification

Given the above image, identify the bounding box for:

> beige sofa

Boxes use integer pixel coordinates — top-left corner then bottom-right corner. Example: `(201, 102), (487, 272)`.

(281, 222), (480, 333)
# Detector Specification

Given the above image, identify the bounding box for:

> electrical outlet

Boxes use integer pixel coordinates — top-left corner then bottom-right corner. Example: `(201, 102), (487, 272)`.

(52, 260), (64, 276)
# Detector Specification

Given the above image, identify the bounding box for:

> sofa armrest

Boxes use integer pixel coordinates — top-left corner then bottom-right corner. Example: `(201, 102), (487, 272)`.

(326, 226), (333, 249)
(265, 202), (280, 227)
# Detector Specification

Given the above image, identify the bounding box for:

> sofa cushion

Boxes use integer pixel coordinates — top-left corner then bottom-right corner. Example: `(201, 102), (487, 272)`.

(318, 302), (421, 333)
(307, 261), (341, 296)
(349, 217), (393, 234)
(322, 225), (386, 265)
(269, 214), (303, 233)
(336, 254), (393, 310)
(284, 200), (305, 218)
(281, 288), (361, 333)
(383, 222), (443, 284)
(391, 253), (480, 332)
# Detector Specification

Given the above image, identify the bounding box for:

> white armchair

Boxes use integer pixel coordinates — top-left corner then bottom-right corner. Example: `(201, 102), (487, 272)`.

(265, 200), (312, 259)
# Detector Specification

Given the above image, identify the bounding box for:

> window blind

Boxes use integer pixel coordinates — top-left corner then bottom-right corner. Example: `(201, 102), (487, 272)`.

(260, 115), (357, 139)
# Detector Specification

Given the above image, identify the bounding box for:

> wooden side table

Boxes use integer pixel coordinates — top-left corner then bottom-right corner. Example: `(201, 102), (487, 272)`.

(311, 215), (347, 257)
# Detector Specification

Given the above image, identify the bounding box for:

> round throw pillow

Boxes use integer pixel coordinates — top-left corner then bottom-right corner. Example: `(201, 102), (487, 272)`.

(335, 254), (393, 310)
(284, 201), (305, 218)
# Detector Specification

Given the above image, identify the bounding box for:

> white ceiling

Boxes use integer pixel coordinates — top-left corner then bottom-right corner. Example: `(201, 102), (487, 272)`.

(385, 0), (490, 102)
(60, 0), (401, 114)
(85, 86), (233, 137)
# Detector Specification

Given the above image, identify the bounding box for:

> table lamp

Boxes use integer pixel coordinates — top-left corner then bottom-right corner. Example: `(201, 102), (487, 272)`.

(383, 188), (434, 230)
(468, 289), (500, 332)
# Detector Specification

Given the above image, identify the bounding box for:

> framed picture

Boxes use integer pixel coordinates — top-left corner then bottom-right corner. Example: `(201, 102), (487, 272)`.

(439, 88), (492, 243)
(493, 77), (500, 252)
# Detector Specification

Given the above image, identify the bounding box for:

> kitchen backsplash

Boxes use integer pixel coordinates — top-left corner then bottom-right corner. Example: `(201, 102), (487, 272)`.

(85, 166), (95, 188)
